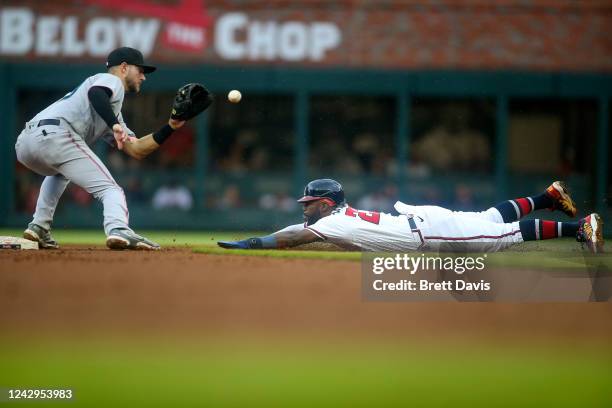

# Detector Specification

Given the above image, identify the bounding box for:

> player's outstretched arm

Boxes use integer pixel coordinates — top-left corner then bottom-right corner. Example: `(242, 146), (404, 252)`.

(120, 119), (185, 160)
(120, 83), (212, 159)
(218, 229), (321, 250)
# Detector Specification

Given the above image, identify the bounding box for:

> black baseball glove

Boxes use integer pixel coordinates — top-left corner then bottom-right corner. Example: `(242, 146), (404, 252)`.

(171, 83), (214, 121)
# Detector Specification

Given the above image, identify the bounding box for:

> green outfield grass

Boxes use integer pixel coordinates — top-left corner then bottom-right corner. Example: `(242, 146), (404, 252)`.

(0, 229), (263, 247)
(0, 336), (610, 408)
(0, 229), (606, 250)
(1, 229), (610, 267)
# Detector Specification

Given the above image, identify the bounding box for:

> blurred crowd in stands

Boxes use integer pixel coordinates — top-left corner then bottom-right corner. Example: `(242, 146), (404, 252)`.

(16, 92), (597, 217)
(14, 167), (479, 215)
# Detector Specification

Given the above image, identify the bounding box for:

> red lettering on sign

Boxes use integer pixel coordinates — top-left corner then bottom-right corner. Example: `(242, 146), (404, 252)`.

(85, 0), (211, 51)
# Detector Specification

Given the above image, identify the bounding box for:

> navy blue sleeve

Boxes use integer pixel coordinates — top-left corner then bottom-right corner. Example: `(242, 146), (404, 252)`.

(88, 86), (119, 129)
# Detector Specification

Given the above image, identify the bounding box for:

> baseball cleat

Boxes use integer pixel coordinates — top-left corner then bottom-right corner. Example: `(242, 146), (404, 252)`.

(106, 229), (160, 250)
(576, 213), (604, 254)
(23, 223), (59, 249)
(546, 181), (577, 218)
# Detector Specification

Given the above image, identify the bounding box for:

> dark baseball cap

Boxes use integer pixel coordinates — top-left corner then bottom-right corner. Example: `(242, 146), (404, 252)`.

(106, 47), (156, 73)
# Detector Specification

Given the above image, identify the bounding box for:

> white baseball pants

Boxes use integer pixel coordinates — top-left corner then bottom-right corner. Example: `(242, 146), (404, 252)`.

(401, 204), (523, 253)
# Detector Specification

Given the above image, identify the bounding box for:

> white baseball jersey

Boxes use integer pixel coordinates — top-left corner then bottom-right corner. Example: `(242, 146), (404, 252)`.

(278, 204), (422, 251)
(278, 201), (523, 253)
(31, 73), (134, 145)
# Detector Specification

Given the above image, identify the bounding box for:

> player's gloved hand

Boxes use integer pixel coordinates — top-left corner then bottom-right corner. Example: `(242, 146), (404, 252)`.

(171, 83), (214, 121)
(217, 238), (263, 249)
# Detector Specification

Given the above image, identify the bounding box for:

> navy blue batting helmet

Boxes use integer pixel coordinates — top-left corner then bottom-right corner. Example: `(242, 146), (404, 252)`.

(297, 179), (345, 206)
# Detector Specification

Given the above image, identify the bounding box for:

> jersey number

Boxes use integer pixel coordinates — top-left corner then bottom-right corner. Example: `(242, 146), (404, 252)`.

(345, 207), (381, 224)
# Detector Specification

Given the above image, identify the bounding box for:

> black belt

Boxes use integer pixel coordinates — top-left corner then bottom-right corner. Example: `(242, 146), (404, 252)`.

(408, 217), (417, 230)
(38, 119), (60, 127)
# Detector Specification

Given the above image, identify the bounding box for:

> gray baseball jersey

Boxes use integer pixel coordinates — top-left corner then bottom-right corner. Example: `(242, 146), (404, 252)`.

(16, 72), (137, 236)
(32, 73), (134, 146)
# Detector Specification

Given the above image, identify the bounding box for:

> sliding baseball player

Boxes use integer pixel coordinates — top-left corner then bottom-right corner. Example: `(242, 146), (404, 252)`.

(218, 179), (604, 253)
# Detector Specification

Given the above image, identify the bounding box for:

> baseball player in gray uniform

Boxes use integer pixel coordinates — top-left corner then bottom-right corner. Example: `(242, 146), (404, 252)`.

(15, 47), (185, 250)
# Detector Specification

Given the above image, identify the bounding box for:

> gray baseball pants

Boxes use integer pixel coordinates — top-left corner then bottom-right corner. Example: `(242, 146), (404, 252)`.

(15, 122), (132, 235)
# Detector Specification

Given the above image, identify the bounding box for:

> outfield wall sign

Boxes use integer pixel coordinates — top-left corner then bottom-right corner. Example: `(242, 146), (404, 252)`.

(0, 1), (341, 64)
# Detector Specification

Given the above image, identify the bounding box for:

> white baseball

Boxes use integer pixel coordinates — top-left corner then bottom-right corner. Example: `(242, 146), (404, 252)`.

(228, 90), (242, 103)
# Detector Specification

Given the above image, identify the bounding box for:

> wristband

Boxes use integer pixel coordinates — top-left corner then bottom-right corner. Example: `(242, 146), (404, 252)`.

(247, 235), (277, 249)
(152, 124), (174, 145)
(259, 235), (277, 248)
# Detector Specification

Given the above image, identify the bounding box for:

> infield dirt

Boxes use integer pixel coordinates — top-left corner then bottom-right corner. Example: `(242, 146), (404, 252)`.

(1, 246), (611, 342)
